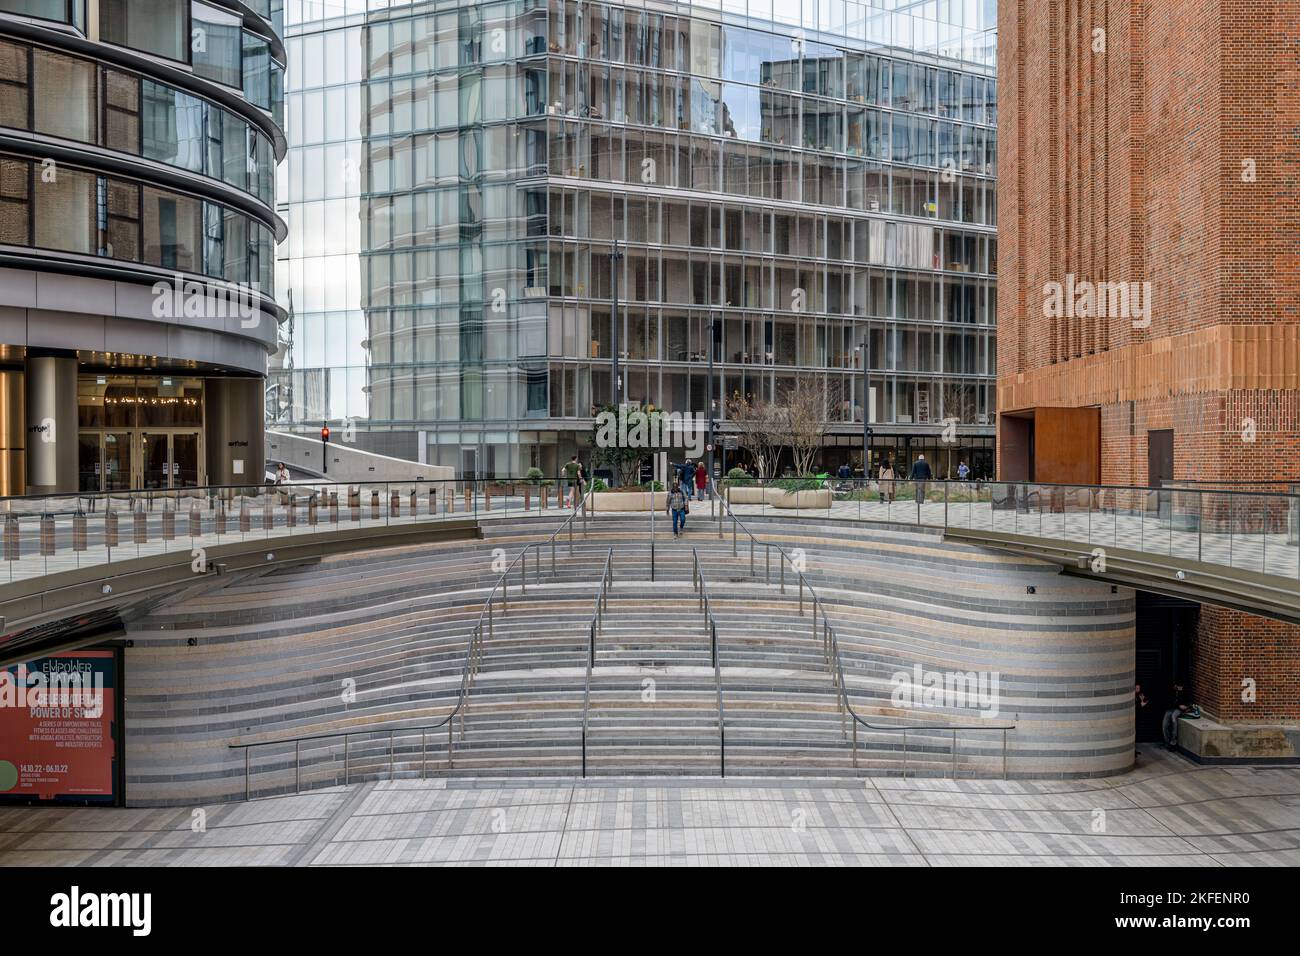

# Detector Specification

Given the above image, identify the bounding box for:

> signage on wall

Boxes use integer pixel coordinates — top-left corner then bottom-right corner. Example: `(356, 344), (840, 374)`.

(0, 650), (120, 805)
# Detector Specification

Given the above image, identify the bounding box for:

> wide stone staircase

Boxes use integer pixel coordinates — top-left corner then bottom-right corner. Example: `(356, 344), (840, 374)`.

(123, 503), (1131, 802)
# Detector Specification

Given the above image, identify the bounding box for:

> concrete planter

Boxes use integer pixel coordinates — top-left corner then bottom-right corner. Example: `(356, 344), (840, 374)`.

(724, 485), (770, 504)
(588, 490), (667, 512)
(771, 488), (832, 509)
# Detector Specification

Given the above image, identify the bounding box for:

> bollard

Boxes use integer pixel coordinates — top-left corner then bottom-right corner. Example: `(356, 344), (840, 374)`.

(3, 515), (18, 561)
(262, 496), (273, 530)
(463, 487), (471, 511)
(484, 488), (491, 511)
(240, 503), (251, 532)
(524, 486), (531, 511)
(409, 488), (417, 516)
(40, 514), (55, 556)
(429, 487), (437, 515)
(370, 490), (380, 520)
(134, 508), (147, 544)
(329, 492), (339, 524)
(285, 495), (296, 528)
(189, 506), (202, 537)
(215, 503), (227, 534)
(307, 495), (318, 526)
(106, 510), (119, 549)
(390, 490), (401, 518)
(73, 512), (88, 551)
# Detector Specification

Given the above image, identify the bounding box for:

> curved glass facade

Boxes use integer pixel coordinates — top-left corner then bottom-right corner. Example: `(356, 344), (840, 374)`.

(0, 0), (286, 494)
(274, 0), (996, 478)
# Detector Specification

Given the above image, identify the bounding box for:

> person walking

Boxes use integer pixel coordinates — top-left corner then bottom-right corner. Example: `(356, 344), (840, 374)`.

(667, 479), (689, 537)
(694, 460), (708, 500)
(879, 459), (895, 503)
(909, 453), (932, 504)
(679, 459), (695, 499)
(274, 462), (289, 485)
(562, 455), (580, 507)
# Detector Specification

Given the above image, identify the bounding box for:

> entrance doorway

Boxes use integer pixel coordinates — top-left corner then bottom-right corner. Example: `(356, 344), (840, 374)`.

(78, 430), (204, 492)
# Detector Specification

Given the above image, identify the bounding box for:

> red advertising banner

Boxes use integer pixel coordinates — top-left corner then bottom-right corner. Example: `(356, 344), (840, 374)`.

(0, 650), (119, 804)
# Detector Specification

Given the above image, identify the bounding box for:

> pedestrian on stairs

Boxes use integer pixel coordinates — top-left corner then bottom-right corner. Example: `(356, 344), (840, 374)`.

(694, 460), (709, 500)
(668, 479), (689, 537)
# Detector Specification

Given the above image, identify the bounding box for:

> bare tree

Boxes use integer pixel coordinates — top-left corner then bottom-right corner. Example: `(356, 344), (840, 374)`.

(777, 374), (831, 477)
(725, 391), (781, 478)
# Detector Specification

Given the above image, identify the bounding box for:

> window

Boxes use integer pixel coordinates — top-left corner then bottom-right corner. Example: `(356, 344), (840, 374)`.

(143, 186), (201, 271)
(100, 0), (187, 62)
(142, 81), (205, 173)
(33, 50), (96, 142)
(103, 69), (140, 154)
(242, 32), (270, 109)
(0, 40), (28, 130)
(34, 164), (95, 253)
(0, 156), (29, 245)
(104, 179), (139, 261)
(0, 0), (70, 22)
(192, 3), (242, 90)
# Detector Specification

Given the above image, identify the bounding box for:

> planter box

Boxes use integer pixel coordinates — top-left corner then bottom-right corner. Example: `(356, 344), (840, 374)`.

(588, 490), (667, 512)
(771, 488), (832, 509)
(725, 486), (771, 505)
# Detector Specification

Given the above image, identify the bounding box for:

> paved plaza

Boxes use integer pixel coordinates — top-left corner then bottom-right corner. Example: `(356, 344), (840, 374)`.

(3, 747), (1298, 866)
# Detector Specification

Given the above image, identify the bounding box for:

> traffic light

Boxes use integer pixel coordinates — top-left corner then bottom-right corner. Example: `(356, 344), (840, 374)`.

(320, 421), (330, 475)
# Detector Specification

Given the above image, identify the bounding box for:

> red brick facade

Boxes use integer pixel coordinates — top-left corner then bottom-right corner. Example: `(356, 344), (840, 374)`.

(997, 0), (1300, 723)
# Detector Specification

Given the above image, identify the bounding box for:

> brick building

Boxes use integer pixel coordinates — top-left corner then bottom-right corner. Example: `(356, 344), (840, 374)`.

(996, 0), (1300, 736)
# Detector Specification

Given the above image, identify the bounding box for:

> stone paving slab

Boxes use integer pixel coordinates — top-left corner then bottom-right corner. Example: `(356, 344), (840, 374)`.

(3, 747), (1299, 866)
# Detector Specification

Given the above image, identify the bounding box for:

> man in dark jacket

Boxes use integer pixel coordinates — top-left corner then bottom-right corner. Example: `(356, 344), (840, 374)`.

(909, 454), (932, 503)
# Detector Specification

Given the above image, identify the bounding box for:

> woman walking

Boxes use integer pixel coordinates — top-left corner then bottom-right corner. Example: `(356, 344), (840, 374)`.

(694, 460), (708, 500)
(879, 459), (895, 504)
(667, 479), (689, 538)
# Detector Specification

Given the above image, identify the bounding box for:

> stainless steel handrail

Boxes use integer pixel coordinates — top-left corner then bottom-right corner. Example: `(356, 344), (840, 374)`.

(717, 495), (1015, 778)
(228, 494), (590, 799)
(580, 546), (614, 777)
(691, 548), (725, 778)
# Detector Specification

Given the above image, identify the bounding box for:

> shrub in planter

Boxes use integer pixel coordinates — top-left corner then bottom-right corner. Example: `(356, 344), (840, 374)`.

(726, 467), (754, 487)
(525, 467), (544, 484)
(590, 478), (609, 493)
(641, 480), (664, 492)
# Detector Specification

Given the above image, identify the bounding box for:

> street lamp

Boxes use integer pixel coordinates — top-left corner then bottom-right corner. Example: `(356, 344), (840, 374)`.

(707, 311), (716, 490)
(609, 240), (624, 407)
(860, 336), (872, 478)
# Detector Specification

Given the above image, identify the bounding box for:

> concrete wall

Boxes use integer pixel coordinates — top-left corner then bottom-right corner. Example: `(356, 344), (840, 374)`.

(266, 430), (452, 482)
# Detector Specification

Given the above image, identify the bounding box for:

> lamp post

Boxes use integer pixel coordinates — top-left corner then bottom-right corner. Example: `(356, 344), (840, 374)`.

(860, 336), (872, 479)
(707, 311), (716, 492)
(609, 241), (624, 408)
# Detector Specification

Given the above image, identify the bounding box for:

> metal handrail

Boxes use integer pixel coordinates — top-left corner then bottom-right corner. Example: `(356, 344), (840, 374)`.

(691, 548), (725, 777)
(717, 495), (1015, 778)
(228, 493), (591, 799)
(580, 547), (614, 777)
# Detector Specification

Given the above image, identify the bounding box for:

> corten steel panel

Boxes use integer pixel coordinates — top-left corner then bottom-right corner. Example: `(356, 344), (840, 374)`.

(1034, 406), (1100, 485)
(996, 413), (1033, 481)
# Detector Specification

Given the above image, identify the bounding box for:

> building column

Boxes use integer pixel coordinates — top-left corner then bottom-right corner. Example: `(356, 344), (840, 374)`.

(25, 354), (78, 495)
(205, 377), (265, 486)
(0, 368), (24, 496)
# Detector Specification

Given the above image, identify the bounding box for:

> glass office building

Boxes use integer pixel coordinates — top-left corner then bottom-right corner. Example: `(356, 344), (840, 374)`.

(275, 0), (996, 478)
(0, 0), (286, 493)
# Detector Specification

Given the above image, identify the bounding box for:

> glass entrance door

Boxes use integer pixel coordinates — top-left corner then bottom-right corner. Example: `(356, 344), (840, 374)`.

(172, 432), (200, 487)
(78, 430), (204, 491)
(142, 433), (170, 489)
(102, 432), (132, 492)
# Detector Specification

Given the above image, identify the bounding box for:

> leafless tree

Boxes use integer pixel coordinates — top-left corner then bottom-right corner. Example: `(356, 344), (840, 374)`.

(725, 391), (781, 478)
(777, 374), (831, 477)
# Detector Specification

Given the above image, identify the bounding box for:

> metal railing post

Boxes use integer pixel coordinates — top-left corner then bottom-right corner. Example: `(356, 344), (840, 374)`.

(421, 730), (427, 779)
(344, 736), (349, 784)
(245, 747), (250, 800)
(390, 731), (396, 780)
(295, 740), (300, 793)
(951, 729), (957, 778)
(1002, 728), (1008, 780)
(448, 719), (454, 768)
(902, 729), (908, 778)
(852, 720), (858, 768)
